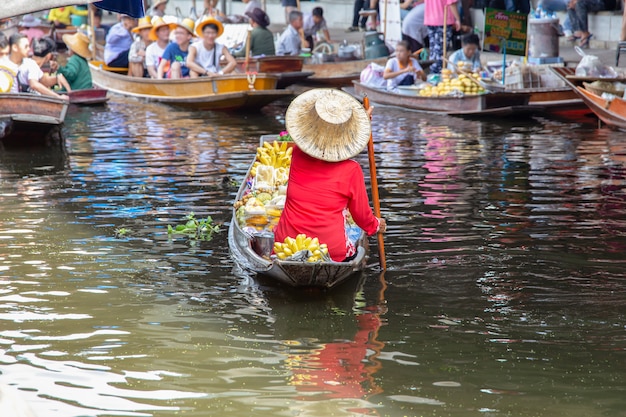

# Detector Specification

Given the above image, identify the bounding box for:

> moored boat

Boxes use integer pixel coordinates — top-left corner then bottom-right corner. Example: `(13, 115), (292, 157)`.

(0, 94), (68, 146)
(67, 88), (109, 105)
(89, 62), (292, 111)
(350, 81), (533, 116)
(235, 56), (314, 88)
(228, 135), (369, 289)
(551, 67), (626, 130)
(302, 57), (388, 87)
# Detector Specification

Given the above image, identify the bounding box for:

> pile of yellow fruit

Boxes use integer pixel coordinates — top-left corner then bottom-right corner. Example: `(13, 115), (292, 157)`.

(419, 69), (486, 97)
(251, 141), (293, 177)
(273, 234), (329, 262)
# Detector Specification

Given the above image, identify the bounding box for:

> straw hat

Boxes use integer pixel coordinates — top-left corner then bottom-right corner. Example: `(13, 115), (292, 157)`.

(132, 16), (153, 33)
(62, 32), (91, 59)
(176, 17), (196, 35)
(245, 8), (270, 28)
(153, 0), (168, 7)
(0, 66), (15, 93)
(285, 89), (371, 162)
(195, 17), (224, 37)
(148, 16), (176, 41)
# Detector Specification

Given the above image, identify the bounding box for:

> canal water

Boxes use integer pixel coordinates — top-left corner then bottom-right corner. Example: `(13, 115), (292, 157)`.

(1, 98), (625, 417)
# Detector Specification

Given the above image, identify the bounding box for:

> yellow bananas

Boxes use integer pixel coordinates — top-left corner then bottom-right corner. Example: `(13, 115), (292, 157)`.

(273, 234), (329, 263)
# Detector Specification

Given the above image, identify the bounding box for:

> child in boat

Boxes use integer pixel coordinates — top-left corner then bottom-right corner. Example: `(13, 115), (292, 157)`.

(273, 89), (387, 262)
(57, 32), (93, 91)
(447, 33), (482, 73)
(128, 16), (153, 77)
(187, 17), (236, 77)
(145, 17), (174, 79)
(157, 18), (195, 79)
(18, 37), (69, 99)
(383, 40), (425, 92)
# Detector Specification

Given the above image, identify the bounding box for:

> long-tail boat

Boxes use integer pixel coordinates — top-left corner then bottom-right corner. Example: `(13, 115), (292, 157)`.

(551, 67), (626, 130)
(0, 94), (68, 146)
(228, 135), (369, 289)
(89, 62), (292, 110)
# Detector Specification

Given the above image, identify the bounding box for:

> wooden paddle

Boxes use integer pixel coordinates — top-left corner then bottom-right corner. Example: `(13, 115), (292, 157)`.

(363, 96), (387, 270)
(244, 28), (252, 72)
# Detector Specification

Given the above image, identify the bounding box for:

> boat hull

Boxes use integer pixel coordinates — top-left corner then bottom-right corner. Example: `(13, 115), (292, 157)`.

(89, 63), (292, 110)
(68, 88), (109, 105)
(0, 94), (68, 147)
(302, 57), (388, 87)
(351, 82), (532, 116)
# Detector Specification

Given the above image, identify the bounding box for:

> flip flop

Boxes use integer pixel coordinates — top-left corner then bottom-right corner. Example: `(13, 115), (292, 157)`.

(566, 35), (580, 42)
(579, 34), (593, 49)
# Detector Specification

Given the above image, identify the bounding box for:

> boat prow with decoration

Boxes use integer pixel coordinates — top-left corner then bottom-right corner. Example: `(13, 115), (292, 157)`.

(550, 67), (626, 130)
(67, 87), (109, 105)
(0, 93), (68, 147)
(228, 135), (369, 289)
(89, 62), (292, 110)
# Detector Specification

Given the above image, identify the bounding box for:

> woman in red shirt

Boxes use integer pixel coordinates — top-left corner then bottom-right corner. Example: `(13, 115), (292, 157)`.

(273, 89), (387, 262)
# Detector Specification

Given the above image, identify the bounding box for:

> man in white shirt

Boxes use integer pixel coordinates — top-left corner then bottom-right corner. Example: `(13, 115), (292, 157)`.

(0, 33), (30, 94)
(277, 10), (304, 56)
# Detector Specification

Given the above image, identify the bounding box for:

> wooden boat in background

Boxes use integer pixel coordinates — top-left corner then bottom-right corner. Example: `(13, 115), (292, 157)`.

(89, 62), (292, 111)
(67, 88), (109, 105)
(350, 81), (533, 117)
(303, 57), (388, 87)
(228, 135), (369, 289)
(551, 67), (626, 130)
(235, 56), (313, 88)
(0, 94), (68, 146)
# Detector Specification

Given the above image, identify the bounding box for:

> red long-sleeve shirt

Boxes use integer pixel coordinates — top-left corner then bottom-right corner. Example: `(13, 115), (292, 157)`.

(273, 146), (379, 261)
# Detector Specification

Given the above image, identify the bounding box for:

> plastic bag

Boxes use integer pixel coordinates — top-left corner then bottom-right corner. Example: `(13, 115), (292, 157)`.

(360, 63), (386, 88)
(575, 46), (618, 78)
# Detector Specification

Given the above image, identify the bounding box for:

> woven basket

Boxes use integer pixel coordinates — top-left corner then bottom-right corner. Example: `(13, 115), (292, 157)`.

(583, 81), (622, 96)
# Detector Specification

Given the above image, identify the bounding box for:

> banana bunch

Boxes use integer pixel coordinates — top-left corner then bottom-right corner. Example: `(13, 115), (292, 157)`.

(253, 141), (292, 172)
(273, 234), (329, 262)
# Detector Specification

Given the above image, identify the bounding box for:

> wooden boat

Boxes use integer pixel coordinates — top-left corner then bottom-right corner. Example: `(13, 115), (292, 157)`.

(0, 94), (68, 146)
(302, 57), (388, 87)
(228, 135), (369, 289)
(551, 67), (626, 130)
(67, 88), (109, 105)
(235, 56), (314, 89)
(89, 62), (292, 111)
(350, 81), (533, 116)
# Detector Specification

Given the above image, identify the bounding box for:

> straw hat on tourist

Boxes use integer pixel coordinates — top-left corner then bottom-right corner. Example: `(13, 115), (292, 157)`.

(176, 17), (196, 35)
(0, 66), (14, 93)
(132, 16), (153, 33)
(245, 8), (270, 28)
(195, 17), (224, 37)
(285, 89), (371, 162)
(62, 32), (91, 59)
(148, 16), (176, 41)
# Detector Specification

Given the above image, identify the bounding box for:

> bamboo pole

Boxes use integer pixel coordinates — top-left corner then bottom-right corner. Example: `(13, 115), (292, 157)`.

(363, 96), (386, 270)
(442, 4), (448, 70)
(244, 27), (252, 71)
(88, 4), (96, 60)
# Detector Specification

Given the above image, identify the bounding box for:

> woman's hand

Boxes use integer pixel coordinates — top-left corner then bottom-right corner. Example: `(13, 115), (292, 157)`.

(377, 217), (387, 233)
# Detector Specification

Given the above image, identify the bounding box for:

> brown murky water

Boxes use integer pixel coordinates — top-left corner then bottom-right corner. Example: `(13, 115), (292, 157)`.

(1, 97), (625, 417)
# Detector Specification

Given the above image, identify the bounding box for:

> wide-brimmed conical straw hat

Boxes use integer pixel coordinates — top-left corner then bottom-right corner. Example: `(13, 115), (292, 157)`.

(132, 16), (153, 33)
(62, 32), (91, 59)
(149, 16), (176, 41)
(285, 89), (371, 162)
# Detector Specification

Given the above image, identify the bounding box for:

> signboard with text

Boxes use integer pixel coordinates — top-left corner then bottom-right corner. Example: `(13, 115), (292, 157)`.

(482, 8), (527, 56)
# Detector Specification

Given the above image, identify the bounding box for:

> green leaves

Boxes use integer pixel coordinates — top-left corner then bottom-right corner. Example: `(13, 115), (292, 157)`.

(167, 212), (220, 241)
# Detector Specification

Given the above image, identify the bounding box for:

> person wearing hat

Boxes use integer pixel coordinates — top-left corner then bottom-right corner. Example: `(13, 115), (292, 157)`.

(157, 18), (195, 79)
(19, 14), (48, 43)
(128, 16), (153, 77)
(145, 17), (174, 79)
(57, 32), (93, 91)
(187, 17), (236, 77)
(234, 8), (275, 57)
(273, 89), (387, 262)
(149, 0), (169, 17)
(18, 37), (69, 99)
(105, 15), (137, 68)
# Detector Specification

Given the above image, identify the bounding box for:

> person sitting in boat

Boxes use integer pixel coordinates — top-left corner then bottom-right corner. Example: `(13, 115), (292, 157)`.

(19, 14), (47, 44)
(277, 10), (304, 56)
(105, 15), (137, 68)
(149, 0), (169, 17)
(56, 32), (93, 91)
(128, 16), (153, 77)
(145, 17), (174, 79)
(18, 37), (69, 99)
(447, 33), (482, 73)
(157, 18), (195, 79)
(383, 40), (425, 92)
(273, 89), (387, 262)
(47, 6), (88, 28)
(233, 8), (275, 57)
(187, 17), (236, 77)
(0, 33), (31, 94)
(303, 7), (332, 51)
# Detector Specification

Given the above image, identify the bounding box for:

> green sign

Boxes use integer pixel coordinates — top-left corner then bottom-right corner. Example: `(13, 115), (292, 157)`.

(482, 8), (527, 56)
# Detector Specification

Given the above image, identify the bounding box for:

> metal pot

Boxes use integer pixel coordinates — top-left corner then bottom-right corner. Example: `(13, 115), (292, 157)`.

(338, 44), (357, 59)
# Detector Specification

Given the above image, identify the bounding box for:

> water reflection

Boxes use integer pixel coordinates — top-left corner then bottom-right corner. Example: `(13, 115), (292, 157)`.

(0, 97), (625, 417)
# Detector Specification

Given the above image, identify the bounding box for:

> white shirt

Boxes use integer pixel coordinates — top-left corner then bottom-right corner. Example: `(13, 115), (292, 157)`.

(190, 40), (224, 73)
(0, 57), (20, 93)
(18, 58), (44, 90)
(385, 57), (422, 91)
(145, 42), (167, 73)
